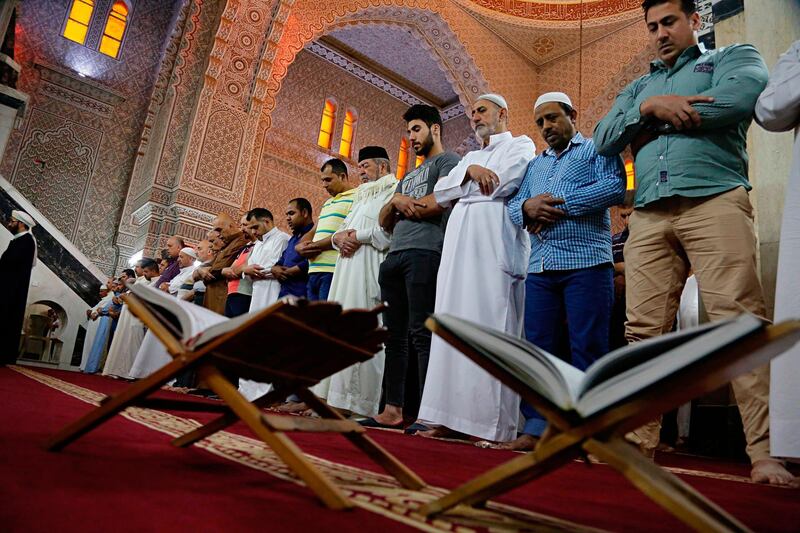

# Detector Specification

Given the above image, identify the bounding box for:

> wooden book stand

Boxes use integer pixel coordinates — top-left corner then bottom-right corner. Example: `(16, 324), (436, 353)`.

(420, 317), (800, 532)
(46, 293), (425, 510)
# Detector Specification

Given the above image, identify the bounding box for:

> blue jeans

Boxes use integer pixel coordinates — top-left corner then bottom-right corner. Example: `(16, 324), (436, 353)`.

(307, 272), (333, 301)
(521, 264), (613, 436)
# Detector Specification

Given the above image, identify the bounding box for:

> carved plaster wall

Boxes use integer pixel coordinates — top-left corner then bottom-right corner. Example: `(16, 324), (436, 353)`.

(0, 0), (183, 274)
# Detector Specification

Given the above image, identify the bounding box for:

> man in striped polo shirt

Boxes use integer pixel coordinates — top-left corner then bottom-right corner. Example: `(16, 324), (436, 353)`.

(504, 92), (626, 450)
(296, 158), (355, 301)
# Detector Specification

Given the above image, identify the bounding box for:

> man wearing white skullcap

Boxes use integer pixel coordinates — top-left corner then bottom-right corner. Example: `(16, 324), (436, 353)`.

(169, 246), (199, 297)
(412, 93), (537, 441)
(0, 210), (38, 364)
(501, 92), (625, 450)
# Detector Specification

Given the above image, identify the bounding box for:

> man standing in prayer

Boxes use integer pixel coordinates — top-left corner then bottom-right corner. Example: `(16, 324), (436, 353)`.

(415, 94), (536, 441)
(244, 208), (289, 311)
(187, 239), (215, 305)
(272, 198), (314, 298)
(221, 215), (256, 318)
(84, 283), (122, 374)
(103, 258), (159, 378)
(154, 236), (184, 291)
(0, 210), (37, 365)
(195, 213), (249, 314)
(502, 92), (625, 450)
(755, 39), (800, 463)
(296, 158), (355, 302)
(170, 247), (198, 299)
(593, 0), (793, 485)
(79, 284), (114, 371)
(364, 105), (460, 428)
(312, 147), (397, 417)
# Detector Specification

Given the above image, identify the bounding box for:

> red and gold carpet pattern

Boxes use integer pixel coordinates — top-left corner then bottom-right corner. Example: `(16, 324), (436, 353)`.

(2, 365), (798, 532)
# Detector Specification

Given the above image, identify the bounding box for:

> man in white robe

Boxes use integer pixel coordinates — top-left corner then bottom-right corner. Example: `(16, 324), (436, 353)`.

(238, 207), (289, 401)
(79, 285), (113, 371)
(170, 247), (198, 298)
(103, 259), (160, 378)
(416, 93), (536, 441)
(312, 146), (396, 417)
(244, 208), (289, 312)
(756, 39), (800, 463)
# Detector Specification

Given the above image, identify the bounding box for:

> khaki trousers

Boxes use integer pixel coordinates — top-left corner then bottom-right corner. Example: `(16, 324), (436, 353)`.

(624, 186), (771, 462)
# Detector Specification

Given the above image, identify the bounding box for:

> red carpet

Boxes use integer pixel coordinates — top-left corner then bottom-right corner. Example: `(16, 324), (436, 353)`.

(2, 365), (798, 532)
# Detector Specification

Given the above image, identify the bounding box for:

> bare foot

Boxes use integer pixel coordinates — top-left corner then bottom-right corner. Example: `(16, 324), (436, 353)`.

(275, 401), (307, 413)
(751, 459), (799, 487)
(418, 426), (469, 440)
(373, 405), (404, 426)
(475, 434), (539, 451)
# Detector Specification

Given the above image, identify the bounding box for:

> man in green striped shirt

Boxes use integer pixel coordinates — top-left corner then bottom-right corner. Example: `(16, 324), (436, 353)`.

(296, 158), (355, 301)
(594, 0), (794, 486)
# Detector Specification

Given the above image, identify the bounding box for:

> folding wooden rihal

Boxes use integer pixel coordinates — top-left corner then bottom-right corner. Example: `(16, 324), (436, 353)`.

(421, 316), (800, 533)
(46, 293), (425, 510)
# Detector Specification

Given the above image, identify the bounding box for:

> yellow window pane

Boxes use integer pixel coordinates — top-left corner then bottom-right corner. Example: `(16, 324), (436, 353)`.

(99, 35), (121, 58)
(63, 19), (88, 44)
(70, 0), (94, 25)
(105, 16), (125, 39)
(318, 131), (331, 149)
(415, 155), (424, 168)
(338, 141), (351, 158)
(112, 1), (129, 16)
(397, 138), (408, 179)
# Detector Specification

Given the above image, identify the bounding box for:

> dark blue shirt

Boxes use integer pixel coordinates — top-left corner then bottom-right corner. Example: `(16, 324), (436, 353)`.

(276, 223), (313, 297)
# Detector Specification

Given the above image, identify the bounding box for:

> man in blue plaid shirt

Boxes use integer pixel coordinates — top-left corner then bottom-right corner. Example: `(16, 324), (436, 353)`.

(502, 92), (626, 450)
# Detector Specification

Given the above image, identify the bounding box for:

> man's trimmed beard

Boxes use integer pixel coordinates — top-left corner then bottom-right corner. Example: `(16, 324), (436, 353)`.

(414, 131), (435, 157)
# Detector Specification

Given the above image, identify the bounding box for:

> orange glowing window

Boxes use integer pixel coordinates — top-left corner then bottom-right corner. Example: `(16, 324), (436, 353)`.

(317, 99), (337, 150)
(624, 159), (636, 191)
(338, 109), (357, 159)
(99, 1), (129, 59)
(396, 138), (409, 179)
(415, 155), (424, 168)
(63, 0), (94, 45)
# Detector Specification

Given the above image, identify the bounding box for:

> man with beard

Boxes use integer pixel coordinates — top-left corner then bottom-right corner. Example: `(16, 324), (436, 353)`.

(0, 210), (37, 365)
(501, 92), (625, 450)
(362, 105), (460, 428)
(594, 0), (791, 485)
(195, 213), (249, 314)
(311, 146), (397, 417)
(414, 94), (536, 441)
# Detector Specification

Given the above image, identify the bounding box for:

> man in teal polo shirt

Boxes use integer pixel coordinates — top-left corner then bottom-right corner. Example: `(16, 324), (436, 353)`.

(595, 0), (795, 486)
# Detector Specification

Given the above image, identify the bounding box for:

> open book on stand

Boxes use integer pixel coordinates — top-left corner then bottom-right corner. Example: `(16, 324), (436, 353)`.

(129, 281), (289, 348)
(430, 313), (764, 419)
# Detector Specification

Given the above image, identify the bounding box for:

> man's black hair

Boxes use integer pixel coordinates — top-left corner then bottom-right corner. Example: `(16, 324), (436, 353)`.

(140, 258), (159, 271)
(246, 207), (273, 222)
(403, 104), (443, 130)
(289, 197), (313, 216)
(160, 248), (170, 260)
(321, 158), (348, 176)
(559, 102), (574, 115)
(122, 268), (135, 278)
(642, 0), (696, 17)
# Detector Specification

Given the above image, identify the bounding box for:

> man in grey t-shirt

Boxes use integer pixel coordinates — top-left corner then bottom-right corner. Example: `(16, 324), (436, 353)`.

(362, 104), (460, 429)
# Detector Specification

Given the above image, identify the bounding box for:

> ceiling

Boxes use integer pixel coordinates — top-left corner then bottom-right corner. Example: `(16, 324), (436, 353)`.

(319, 26), (460, 108)
(303, 0), (643, 115)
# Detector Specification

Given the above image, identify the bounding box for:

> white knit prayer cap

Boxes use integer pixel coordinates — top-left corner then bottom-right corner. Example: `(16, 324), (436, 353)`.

(100, 284), (108, 290)
(11, 209), (36, 228)
(534, 92), (574, 110)
(476, 93), (508, 110)
(180, 247), (197, 259)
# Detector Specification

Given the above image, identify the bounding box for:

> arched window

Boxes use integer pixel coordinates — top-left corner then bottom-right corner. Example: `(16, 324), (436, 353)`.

(63, 0), (94, 45)
(415, 155), (424, 169)
(317, 99), (337, 150)
(99, 1), (129, 59)
(338, 109), (357, 159)
(396, 138), (409, 179)
(624, 159), (635, 190)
